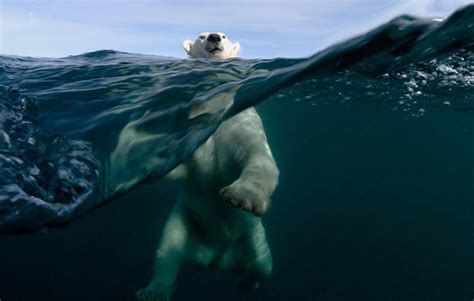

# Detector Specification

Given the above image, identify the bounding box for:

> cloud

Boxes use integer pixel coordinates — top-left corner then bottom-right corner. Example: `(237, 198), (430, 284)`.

(0, 8), (182, 57)
(0, 0), (471, 58)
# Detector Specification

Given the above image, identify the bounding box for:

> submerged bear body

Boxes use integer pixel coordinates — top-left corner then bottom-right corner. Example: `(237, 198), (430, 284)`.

(137, 33), (279, 301)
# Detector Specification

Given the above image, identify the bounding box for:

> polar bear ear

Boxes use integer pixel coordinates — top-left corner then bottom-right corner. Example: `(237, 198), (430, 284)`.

(183, 40), (194, 55)
(231, 42), (241, 57)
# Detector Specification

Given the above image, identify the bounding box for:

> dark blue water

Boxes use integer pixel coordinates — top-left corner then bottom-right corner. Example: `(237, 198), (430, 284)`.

(1, 5), (473, 301)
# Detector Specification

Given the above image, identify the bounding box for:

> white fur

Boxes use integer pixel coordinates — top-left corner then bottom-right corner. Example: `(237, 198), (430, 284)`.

(183, 32), (240, 59)
(137, 33), (278, 301)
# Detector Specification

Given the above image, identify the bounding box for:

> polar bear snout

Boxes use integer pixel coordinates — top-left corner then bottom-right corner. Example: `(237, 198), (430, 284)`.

(207, 33), (221, 43)
(205, 33), (223, 53)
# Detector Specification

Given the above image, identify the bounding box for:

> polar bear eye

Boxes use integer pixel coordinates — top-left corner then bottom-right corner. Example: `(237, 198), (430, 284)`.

(199, 35), (206, 40)
(222, 35), (226, 39)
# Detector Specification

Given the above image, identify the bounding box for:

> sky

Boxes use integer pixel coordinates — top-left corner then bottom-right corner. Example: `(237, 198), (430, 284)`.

(0, 0), (472, 59)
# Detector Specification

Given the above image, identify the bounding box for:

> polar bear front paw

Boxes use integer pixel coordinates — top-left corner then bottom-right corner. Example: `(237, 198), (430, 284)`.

(220, 181), (268, 216)
(136, 287), (169, 301)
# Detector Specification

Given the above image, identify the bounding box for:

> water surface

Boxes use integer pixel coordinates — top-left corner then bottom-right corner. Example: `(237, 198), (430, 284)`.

(0, 5), (473, 301)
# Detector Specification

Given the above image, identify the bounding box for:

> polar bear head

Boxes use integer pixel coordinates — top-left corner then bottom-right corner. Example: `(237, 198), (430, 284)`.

(183, 32), (240, 59)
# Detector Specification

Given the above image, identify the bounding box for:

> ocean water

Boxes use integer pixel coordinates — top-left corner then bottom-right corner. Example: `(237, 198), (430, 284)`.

(1, 5), (473, 301)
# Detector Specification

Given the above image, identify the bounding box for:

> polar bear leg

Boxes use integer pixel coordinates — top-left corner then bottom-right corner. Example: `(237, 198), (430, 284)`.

(217, 109), (279, 216)
(136, 207), (188, 301)
(236, 222), (273, 289)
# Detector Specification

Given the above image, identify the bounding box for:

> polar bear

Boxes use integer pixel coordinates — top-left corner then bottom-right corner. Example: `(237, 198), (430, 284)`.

(182, 31), (240, 59)
(136, 32), (279, 301)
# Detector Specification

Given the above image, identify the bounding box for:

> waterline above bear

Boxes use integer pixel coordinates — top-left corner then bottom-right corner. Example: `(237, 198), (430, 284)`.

(136, 32), (279, 301)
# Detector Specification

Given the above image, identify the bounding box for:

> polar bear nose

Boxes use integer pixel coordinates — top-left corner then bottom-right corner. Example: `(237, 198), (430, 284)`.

(207, 33), (221, 43)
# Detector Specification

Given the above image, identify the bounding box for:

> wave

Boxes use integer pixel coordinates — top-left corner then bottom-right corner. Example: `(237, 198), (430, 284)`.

(0, 4), (473, 233)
